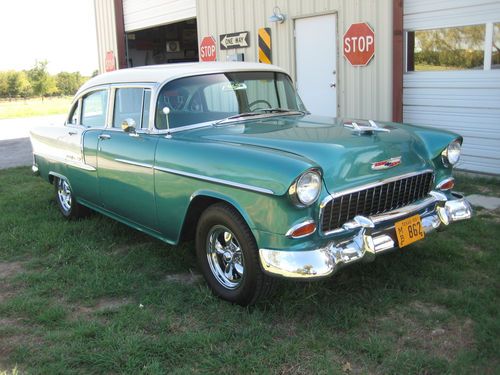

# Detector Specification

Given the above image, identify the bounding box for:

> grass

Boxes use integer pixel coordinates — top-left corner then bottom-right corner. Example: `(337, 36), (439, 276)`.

(0, 97), (71, 119)
(0, 167), (499, 374)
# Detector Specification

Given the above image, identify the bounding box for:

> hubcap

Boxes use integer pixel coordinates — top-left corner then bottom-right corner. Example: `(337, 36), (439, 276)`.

(57, 179), (72, 212)
(206, 225), (244, 289)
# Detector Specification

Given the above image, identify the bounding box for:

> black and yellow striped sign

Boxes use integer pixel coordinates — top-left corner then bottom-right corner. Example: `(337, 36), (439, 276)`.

(258, 28), (272, 64)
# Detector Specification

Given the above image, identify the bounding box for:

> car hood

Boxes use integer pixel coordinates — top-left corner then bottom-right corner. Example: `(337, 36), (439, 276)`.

(182, 115), (459, 194)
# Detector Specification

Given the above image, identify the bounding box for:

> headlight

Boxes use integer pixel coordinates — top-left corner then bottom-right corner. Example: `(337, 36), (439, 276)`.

(289, 170), (322, 207)
(442, 140), (462, 167)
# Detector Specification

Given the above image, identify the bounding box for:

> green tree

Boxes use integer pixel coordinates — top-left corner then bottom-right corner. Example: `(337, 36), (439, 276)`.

(56, 72), (84, 96)
(0, 71), (8, 98)
(28, 60), (58, 97)
(7, 71), (32, 98)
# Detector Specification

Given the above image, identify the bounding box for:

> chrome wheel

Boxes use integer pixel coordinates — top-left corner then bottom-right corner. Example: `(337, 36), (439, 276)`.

(57, 179), (72, 213)
(206, 225), (245, 289)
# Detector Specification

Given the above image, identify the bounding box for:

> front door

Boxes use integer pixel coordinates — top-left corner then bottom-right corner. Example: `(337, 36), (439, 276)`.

(295, 14), (337, 117)
(97, 87), (158, 231)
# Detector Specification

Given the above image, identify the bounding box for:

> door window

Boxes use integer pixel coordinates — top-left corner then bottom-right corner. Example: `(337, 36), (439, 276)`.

(113, 88), (151, 129)
(81, 90), (108, 127)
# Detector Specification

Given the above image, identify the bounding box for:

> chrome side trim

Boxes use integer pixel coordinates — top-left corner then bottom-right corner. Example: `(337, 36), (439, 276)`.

(154, 166), (275, 195)
(114, 158), (153, 169)
(34, 152), (97, 172)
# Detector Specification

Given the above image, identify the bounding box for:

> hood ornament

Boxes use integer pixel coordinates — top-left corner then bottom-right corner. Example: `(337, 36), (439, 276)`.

(344, 120), (390, 135)
(371, 156), (402, 170)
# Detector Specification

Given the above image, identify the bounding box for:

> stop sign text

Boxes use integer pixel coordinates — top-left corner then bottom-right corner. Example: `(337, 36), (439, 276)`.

(343, 23), (375, 66)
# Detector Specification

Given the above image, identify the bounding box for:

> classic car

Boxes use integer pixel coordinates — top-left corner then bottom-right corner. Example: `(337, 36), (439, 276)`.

(30, 62), (472, 305)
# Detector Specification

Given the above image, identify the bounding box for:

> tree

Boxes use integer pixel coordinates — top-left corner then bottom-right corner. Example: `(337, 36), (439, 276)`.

(56, 72), (84, 96)
(28, 60), (58, 97)
(6, 71), (32, 98)
(0, 71), (8, 98)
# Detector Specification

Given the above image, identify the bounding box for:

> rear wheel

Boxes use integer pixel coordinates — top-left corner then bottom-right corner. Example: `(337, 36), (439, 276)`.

(55, 177), (89, 219)
(195, 203), (275, 306)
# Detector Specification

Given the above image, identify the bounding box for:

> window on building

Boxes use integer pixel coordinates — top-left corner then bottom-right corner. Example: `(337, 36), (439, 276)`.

(81, 90), (108, 127)
(407, 24), (485, 71)
(493, 23), (500, 69)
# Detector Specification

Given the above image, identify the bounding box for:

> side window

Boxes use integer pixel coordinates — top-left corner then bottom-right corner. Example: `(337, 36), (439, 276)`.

(67, 101), (79, 125)
(113, 88), (151, 129)
(142, 90), (151, 128)
(81, 90), (108, 128)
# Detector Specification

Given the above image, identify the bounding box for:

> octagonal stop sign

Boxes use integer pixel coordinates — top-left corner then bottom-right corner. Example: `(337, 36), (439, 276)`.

(199, 36), (217, 62)
(343, 23), (375, 66)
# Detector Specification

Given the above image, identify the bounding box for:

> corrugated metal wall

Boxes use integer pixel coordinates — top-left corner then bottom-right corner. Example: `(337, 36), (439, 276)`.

(196, 0), (394, 121)
(404, 0), (500, 175)
(94, 0), (119, 74)
(123, 0), (196, 32)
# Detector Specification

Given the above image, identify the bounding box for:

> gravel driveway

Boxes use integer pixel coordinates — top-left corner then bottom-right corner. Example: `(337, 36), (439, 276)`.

(0, 115), (64, 169)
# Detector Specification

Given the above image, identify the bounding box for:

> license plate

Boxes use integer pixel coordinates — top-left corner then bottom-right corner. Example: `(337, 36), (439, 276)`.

(395, 214), (425, 248)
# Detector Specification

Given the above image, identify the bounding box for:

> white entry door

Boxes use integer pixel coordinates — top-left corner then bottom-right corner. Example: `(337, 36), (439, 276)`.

(295, 14), (337, 117)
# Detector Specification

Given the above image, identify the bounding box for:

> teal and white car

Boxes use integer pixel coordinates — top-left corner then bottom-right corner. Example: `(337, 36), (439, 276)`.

(30, 62), (472, 305)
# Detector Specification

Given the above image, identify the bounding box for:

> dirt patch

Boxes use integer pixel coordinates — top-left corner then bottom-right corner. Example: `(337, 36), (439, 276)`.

(164, 272), (203, 285)
(0, 262), (24, 279)
(373, 301), (475, 362)
(72, 297), (132, 317)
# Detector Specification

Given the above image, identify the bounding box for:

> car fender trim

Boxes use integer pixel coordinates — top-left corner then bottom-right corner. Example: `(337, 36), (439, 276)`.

(154, 166), (275, 195)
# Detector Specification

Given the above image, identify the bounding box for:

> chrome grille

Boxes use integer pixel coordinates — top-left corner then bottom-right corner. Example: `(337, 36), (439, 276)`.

(320, 171), (434, 234)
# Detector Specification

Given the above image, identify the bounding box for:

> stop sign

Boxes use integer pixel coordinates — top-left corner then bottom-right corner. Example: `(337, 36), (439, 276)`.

(343, 23), (375, 66)
(199, 36), (217, 62)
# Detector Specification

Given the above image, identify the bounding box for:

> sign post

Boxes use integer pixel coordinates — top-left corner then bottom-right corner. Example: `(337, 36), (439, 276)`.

(343, 23), (375, 66)
(199, 36), (217, 62)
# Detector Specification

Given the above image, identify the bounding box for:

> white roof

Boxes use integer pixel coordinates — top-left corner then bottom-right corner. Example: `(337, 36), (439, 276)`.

(78, 62), (288, 95)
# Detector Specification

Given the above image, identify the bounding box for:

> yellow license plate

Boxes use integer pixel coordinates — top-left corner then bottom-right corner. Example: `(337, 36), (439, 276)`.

(395, 214), (425, 248)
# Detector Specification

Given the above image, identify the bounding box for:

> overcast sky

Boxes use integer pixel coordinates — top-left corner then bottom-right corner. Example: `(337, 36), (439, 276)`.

(0, 0), (98, 75)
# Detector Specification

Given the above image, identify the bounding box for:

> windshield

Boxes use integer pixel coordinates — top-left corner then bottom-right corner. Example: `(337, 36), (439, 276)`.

(155, 71), (307, 129)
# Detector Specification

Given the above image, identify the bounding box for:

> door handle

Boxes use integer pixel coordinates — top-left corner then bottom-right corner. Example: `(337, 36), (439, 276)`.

(68, 131), (77, 135)
(330, 82), (336, 88)
(98, 134), (111, 140)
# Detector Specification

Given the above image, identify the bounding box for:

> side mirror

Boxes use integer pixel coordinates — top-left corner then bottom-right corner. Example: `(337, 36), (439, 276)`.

(121, 118), (137, 134)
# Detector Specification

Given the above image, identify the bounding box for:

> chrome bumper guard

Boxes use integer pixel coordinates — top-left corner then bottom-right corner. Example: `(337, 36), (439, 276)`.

(259, 191), (472, 279)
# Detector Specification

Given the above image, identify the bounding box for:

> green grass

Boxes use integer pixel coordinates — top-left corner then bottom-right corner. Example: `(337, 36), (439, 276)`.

(0, 168), (499, 374)
(0, 97), (71, 119)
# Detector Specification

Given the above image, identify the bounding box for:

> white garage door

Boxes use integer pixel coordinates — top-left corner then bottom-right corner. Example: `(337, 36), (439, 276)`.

(123, 0), (196, 32)
(404, 0), (500, 175)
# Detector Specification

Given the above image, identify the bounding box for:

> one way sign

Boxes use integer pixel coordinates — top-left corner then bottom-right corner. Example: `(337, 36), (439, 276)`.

(219, 31), (250, 50)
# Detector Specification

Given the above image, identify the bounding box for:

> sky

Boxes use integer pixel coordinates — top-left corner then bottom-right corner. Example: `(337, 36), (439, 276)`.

(0, 0), (98, 76)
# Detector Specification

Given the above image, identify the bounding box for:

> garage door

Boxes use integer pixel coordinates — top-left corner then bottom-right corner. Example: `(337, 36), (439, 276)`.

(403, 0), (500, 175)
(123, 0), (196, 32)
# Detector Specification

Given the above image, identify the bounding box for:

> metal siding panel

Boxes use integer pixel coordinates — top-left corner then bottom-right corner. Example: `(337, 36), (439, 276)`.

(404, 0), (500, 29)
(196, 0), (392, 121)
(403, 1), (500, 174)
(94, 0), (118, 73)
(123, 0), (196, 32)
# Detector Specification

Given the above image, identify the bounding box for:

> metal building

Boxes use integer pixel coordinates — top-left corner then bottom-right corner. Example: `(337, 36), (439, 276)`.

(93, 0), (500, 175)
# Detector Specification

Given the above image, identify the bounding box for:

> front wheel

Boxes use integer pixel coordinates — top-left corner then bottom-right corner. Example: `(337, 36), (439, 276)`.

(195, 203), (275, 306)
(55, 177), (89, 219)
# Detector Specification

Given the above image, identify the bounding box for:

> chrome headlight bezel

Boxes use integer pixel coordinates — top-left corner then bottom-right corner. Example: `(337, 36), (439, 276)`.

(289, 169), (322, 207)
(441, 139), (462, 167)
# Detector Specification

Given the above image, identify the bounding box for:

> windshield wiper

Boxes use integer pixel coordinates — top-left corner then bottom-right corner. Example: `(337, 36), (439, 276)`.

(214, 108), (307, 125)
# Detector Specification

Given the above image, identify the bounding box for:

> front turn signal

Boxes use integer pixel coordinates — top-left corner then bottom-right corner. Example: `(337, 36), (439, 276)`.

(286, 221), (317, 239)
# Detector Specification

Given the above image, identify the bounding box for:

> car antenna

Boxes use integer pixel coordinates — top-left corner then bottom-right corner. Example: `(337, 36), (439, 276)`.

(163, 107), (172, 139)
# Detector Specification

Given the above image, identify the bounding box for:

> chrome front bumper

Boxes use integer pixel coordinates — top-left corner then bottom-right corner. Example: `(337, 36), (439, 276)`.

(259, 191), (472, 279)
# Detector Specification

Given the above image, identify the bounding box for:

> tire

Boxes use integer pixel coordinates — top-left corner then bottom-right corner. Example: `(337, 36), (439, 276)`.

(195, 202), (275, 306)
(54, 177), (89, 219)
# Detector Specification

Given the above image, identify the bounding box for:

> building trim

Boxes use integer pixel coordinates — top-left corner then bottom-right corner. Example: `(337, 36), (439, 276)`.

(113, 0), (127, 69)
(392, 0), (404, 122)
